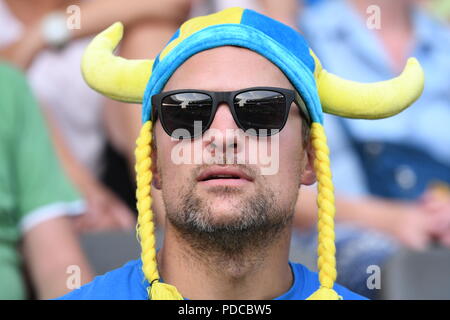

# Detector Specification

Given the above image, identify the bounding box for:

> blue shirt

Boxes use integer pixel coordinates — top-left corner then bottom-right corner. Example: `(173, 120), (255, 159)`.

(299, 0), (450, 196)
(58, 259), (366, 300)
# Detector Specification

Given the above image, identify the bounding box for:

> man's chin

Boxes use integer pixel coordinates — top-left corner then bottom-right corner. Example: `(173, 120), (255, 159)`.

(166, 186), (292, 256)
(191, 187), (264, 227)
(205, 210), (248, 228)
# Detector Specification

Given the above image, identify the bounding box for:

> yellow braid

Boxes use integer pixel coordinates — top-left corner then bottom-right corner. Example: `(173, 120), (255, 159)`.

(306, 123), (340, 300)
(135, 121), (183, 300)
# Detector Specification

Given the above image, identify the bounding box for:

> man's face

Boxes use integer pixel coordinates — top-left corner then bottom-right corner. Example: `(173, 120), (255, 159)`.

(153, 46), (315, 252)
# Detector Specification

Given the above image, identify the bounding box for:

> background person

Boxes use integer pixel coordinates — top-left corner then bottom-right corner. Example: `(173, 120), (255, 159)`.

(0, 0), (196, 231)
(0, 63), (93, 299)
(294, 0), (450, 298)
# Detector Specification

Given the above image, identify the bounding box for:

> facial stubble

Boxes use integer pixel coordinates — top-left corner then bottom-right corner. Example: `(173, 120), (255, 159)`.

(163, 167), (296, 265)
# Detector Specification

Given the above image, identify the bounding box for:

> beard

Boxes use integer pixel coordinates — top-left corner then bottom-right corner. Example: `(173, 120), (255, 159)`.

(163, 166), (295, 261)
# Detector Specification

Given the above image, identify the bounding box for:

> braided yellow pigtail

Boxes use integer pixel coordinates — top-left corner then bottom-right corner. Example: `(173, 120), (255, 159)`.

(306, 123), (340, 300)
(135, 121), (183, 300)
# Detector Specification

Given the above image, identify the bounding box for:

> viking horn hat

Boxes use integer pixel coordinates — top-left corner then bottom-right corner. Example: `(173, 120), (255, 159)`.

(82, 8), (424, 122)
(81, 7), (425, 300)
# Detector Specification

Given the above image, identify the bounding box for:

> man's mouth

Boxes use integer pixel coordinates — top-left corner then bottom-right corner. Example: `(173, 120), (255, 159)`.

(196, 166), (254, 187)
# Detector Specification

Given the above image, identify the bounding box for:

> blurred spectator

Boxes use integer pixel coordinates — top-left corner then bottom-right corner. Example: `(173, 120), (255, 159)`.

(0, 0), (133, 231)
(0, 0), (196, 231)
(425, 0), (450, 23)
(294, 0), (450, 298)
(0, 63), (93, 299)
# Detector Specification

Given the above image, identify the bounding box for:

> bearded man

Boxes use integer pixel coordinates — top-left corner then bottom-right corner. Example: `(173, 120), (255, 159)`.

(59, 7), (424, 300)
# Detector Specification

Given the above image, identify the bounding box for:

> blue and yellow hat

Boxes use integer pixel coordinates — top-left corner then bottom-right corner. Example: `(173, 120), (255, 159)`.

(82, 7), (424, 300)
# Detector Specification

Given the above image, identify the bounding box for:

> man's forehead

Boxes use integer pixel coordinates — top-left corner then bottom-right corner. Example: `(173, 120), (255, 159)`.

(163, 46), (294, 92)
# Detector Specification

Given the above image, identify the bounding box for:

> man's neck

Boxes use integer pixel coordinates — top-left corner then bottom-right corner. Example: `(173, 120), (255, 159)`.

(157, 223), (294, 300)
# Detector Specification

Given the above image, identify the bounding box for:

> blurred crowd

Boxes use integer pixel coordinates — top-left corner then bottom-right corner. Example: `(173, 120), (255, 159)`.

(0, 0), (449, 299)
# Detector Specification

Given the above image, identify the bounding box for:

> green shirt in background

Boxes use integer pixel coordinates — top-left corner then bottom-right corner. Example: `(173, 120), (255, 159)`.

(430, 0), (450, 22)
(0, 63), (83, 299)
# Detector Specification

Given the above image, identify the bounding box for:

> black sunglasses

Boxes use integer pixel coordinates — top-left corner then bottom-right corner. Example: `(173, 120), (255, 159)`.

(151, 87), (310, 138)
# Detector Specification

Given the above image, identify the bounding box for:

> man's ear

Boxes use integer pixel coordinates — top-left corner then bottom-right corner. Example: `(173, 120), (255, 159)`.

(300, 139), (316, 186)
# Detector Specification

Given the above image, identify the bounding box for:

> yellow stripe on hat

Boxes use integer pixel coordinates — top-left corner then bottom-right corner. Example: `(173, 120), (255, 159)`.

(159, 7), (245, 61)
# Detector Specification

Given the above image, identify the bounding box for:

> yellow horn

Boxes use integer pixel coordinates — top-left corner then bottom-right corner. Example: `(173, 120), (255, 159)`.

(82, 22), (154, 103)
(310, 50), (425, 119)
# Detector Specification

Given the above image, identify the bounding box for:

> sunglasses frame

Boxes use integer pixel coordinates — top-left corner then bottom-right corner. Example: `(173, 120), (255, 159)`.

(151, 86), (311, 138)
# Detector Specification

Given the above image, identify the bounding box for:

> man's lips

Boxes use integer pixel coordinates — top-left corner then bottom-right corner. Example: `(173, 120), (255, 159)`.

(196, 166), (254, 186)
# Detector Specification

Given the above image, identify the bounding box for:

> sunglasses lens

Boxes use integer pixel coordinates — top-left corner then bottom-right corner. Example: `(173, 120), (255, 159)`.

(161, 92), (212, 137)
(234, 90), (286, 135)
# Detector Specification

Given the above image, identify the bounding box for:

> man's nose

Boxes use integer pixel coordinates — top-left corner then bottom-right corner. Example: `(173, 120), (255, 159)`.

(203, 103), (243, 155)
